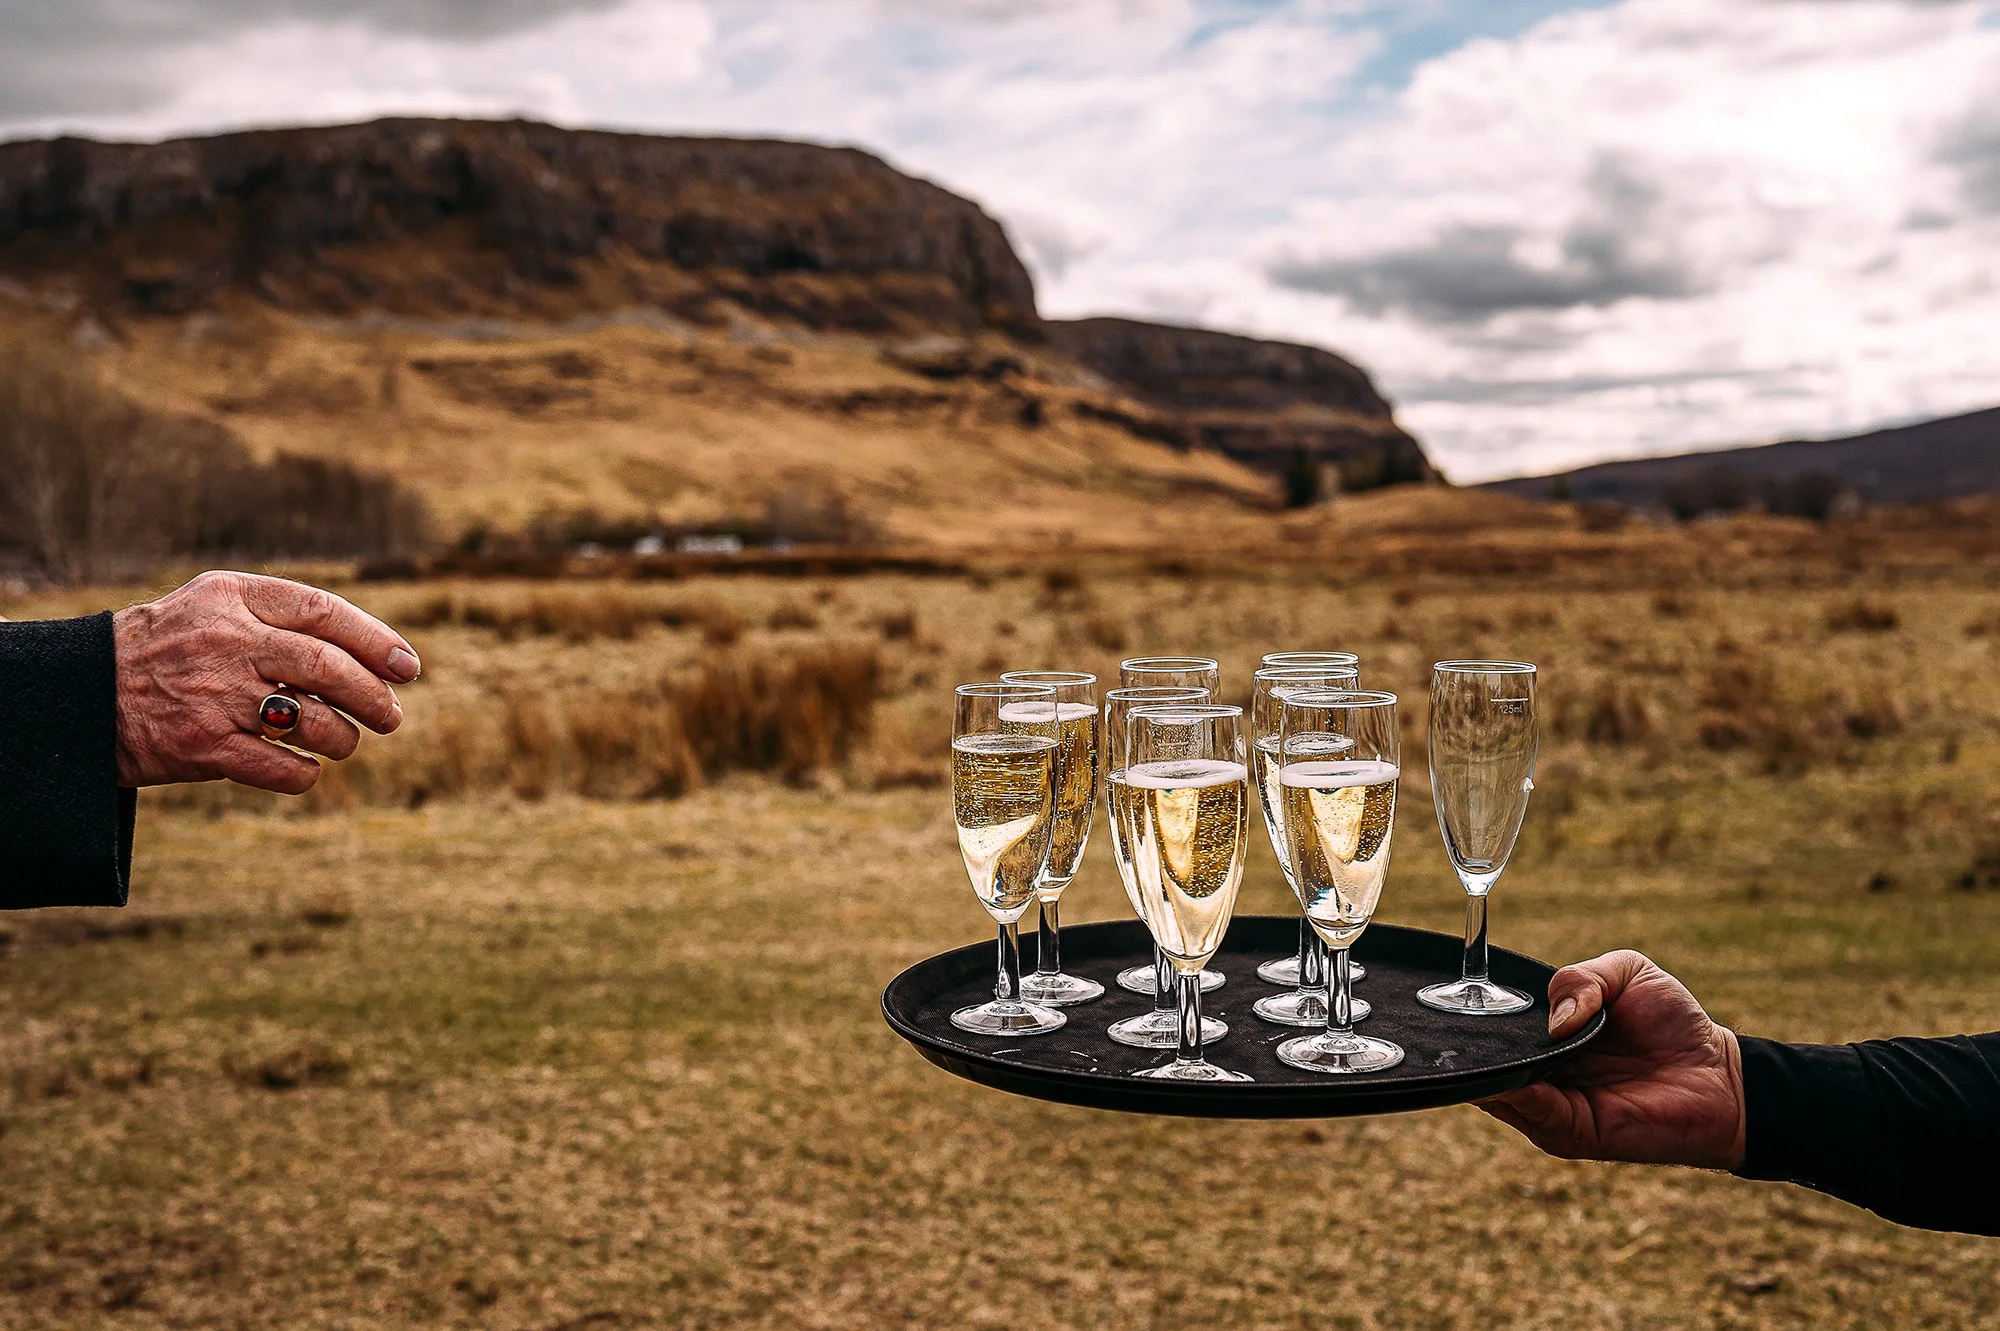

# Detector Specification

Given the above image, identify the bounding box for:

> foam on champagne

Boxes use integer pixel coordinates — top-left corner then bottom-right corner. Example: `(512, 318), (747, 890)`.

(1125, 758), (1248, 790)
(1279, 758), (1400, 789)
(997, 701), (1096, 725)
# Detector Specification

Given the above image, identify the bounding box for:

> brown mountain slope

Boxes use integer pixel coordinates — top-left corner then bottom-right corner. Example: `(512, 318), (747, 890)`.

(0, 118), (1431, 546)
(1483, 406), (2000, 510)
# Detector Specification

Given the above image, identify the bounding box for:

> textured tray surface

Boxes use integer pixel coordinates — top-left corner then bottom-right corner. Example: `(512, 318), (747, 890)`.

(881, 916), (1601, 1118)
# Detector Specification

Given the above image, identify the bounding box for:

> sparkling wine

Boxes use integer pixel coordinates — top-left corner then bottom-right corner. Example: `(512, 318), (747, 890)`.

(1253, 731), (1352, 889)
(1002, 700), (1097, 890)
(1104, 768), (1146, 921)
(1124, 757), (1249, 970)
(951, 733), (1057, 921)
(1282, 758), (1399, 949)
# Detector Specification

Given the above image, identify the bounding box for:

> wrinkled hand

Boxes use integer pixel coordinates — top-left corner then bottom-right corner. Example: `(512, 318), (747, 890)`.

(1478, 950), (1746, 1169)
(112, 571), (419, 794)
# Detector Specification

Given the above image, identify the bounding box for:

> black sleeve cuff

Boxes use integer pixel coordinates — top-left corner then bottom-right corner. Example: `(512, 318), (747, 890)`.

(0, 611), (132, 909)
(1735, 1035), (1871, 1187)
(1737, 1032), (2000, 1235)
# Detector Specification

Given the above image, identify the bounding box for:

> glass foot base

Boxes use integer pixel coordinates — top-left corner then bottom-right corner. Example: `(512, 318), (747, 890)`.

(1276, 1031), (1404, 1075)
(1106, 1010), (1226, 1049)
(1134, 1058), (1252, 1082)
(1416, 977), (1534, 1015)
(1019, 971), (1105, 1006)
(1257, 955), (1365, 985)
(1252, 990), (1370, 1027)
(1116, 964), (1223, 995)
(950, 999), (1066, 1037)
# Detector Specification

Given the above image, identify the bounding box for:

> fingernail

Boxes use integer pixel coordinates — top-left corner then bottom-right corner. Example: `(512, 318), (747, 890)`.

(1550, 997), (1577, 1034)
(386, 647), (420, 682)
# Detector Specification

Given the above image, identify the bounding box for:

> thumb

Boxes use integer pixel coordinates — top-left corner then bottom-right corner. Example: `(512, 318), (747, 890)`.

(1546, 949), (1653, 1037)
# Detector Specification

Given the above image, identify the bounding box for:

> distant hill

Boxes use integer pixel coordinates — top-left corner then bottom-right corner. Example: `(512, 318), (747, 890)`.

(1485, 407), (2000, 512)
(0, 117), (1429, 531)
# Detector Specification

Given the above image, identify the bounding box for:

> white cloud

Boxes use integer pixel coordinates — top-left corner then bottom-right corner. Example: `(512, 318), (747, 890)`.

(1248, 0), (2000, 478)
(2, 0), (1997, 480)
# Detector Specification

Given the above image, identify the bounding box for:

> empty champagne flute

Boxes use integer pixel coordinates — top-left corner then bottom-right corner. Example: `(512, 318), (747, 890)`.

(1248, 664), (1371, 1027)
(1114, 657), (1225, 997)
(1416, 661), (1539, 1015)
(949, 682), (1066, 1036)
(1103, 686), (1226, 1049)
(1275, 689), (1405, 1075)
(998, 670), (1104, 1006)
(1124, 703), (1253, 1081)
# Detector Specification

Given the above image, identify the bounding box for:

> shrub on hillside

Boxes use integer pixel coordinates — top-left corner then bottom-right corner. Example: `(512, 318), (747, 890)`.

(0, 342), (426, 581)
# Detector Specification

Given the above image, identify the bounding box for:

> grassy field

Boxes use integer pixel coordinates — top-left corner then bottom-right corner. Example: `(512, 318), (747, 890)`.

(6, 533), (2000, 1328)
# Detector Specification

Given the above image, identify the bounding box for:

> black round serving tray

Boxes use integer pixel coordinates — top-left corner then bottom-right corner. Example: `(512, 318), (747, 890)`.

(881, 915), (1602, 1119)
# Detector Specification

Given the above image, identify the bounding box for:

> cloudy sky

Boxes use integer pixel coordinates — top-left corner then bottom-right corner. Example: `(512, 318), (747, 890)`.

(2, 0), (1997, 481)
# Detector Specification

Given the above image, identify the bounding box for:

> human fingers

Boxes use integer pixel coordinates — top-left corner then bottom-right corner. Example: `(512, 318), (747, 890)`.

(262, 693), (362, 762)
(1477, 1084), (1590, 1159)
(233, 573), (421, 684)
(212, 732), (323, 794)
(250, 628), (403, 734)
(1545, 949), (1655, 1038)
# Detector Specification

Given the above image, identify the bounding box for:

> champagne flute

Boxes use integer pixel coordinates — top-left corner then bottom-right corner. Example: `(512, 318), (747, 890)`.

(1256, 652), (1365, 988)
(1416, 661), (1539, 1015)
(1103, 686), (1226, 1049)
(1114, 657), (1225, 996)
(1124, 703), (1253, 1082)
(998, 670), (1104, 1006)
(1248, 664), (1372, 1027)
(1261, 651), (1360, 671)
(949, 682), (1066, 1037)
(1275, 688), (1405, 1075)
(1119, 656), (1220, 694)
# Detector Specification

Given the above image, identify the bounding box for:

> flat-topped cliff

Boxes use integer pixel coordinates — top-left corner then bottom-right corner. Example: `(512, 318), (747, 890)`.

(0, 118), (1433, 517)
(0, 118), (1039, 337)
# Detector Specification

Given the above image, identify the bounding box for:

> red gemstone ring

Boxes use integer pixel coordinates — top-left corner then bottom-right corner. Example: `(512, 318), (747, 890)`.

(259, 691), (303, 741)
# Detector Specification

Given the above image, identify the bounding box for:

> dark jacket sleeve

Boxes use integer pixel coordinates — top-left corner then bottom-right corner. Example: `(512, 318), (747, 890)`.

(1735, 1032), (2000, 1235)
(0, 611), (134, 909)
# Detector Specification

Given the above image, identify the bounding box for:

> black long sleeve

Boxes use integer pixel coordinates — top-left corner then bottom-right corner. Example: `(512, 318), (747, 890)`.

(0, 611), (134, 908)
(1735, 1032), (2000, 1235)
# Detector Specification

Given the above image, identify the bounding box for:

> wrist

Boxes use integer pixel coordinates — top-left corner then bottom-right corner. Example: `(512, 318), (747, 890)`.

(110, 605), (159, 787)
(1718, 1023), (1746, 1170)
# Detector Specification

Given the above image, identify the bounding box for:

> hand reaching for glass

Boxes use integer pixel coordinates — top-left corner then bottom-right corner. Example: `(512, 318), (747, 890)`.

(1477, 950), (1747, 1168)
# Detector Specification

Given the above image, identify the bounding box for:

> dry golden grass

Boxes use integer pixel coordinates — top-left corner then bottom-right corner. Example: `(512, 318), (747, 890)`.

(36, 301), (1286, 549)
(5, 540), (2000, 1327)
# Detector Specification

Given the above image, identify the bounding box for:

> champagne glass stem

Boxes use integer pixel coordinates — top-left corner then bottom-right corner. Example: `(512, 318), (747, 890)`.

(1036, 896), (1062, 979)
(1461, 891), (1491, 985)
(996, 920), (1025, 1007)
(1153, 947), (1174, 1012)
(1302, 929), (1326, 990)
(1329, 946), (1354, 1036)
(1175, 969), (1203, 1065)
(1297, 916), (1313, 975)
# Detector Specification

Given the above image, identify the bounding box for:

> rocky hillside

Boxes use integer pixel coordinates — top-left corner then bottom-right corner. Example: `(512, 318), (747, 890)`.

(0, 118), (1431, 543)
(1049, 317), (1430, 489)
(0, 118), (1039, 338)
